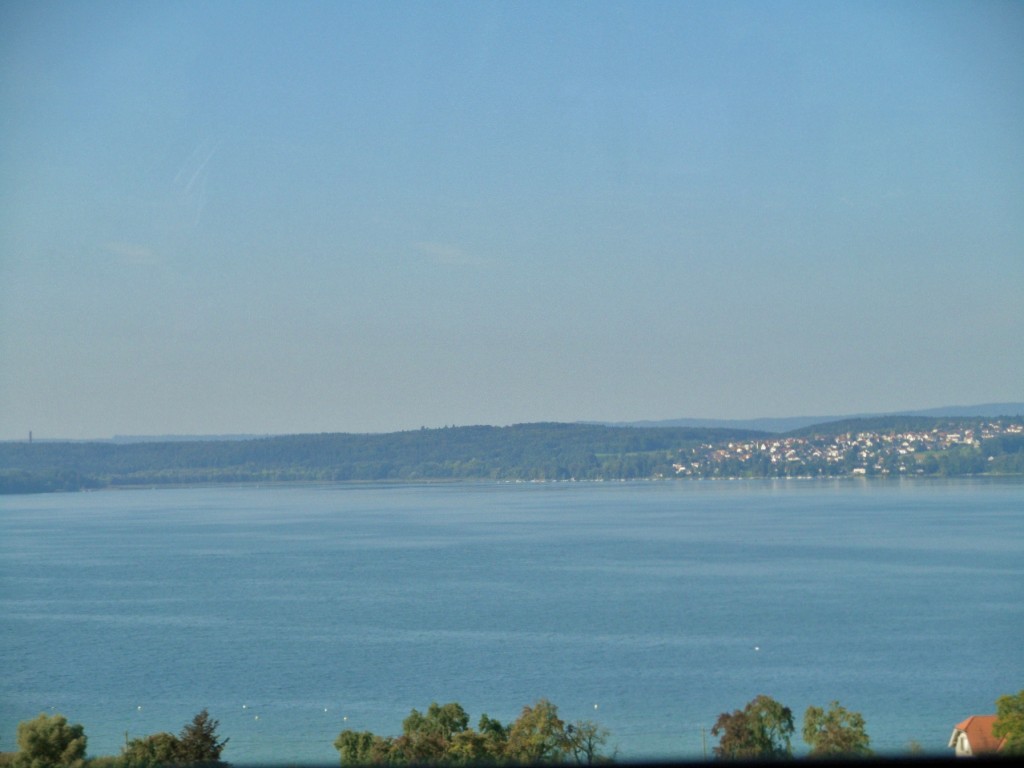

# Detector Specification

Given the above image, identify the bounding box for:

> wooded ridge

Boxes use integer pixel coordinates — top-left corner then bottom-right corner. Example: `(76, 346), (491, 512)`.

(2, 417), (1022, 494)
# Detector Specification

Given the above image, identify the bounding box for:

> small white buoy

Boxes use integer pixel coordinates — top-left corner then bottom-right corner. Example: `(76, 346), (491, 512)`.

(242, 704), (248, 709)
(137, 705), (143, 711)
(754, 646), (760, 652)
(594, 704), (599, 710)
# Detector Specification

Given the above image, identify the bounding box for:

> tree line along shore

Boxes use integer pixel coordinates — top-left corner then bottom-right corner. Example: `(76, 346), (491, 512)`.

(2, 417), (1023, 495)
(5, 691), (1023, 767)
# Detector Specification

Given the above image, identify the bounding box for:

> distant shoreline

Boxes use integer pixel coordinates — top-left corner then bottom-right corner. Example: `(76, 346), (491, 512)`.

(2, 416), (1022, 495)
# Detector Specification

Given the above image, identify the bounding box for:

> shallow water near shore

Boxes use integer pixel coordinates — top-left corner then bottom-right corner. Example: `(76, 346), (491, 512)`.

(2, 478), (1021, 764)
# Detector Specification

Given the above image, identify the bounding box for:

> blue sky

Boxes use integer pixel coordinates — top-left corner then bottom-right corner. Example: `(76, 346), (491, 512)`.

(2, 0), (1022, 439)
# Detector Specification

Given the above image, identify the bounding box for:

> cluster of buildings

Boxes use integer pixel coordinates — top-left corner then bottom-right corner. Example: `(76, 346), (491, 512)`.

(673, 420), (1024, 477)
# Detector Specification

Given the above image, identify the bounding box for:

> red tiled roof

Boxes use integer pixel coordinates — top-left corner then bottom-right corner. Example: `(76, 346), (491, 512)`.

(953, 715), (1006, 754)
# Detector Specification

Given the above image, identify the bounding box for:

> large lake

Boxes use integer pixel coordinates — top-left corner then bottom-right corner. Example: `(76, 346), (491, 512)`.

(2, 479), (1021, 764)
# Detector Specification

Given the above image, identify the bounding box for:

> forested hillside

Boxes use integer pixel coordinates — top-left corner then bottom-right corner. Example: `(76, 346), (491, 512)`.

(0, 423), (763, 493)
(2, 417), (1022, 494)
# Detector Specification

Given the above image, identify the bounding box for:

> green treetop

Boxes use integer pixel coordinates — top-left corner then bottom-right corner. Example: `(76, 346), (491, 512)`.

(994, 690), (1024, 755)
(122, 709), (228, 767)
(333, 699), (610, 766)
(711, 695), (794, 760)
(14, 713), (87, 768)
(802, 701), (871, 757)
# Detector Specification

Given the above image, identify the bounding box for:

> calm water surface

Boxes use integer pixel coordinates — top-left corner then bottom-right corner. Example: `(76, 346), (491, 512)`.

(2, 479), (1021, 763)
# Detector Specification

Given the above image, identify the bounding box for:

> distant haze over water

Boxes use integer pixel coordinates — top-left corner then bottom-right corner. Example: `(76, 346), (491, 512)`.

(16, 402), (1024, 442)
(608, 402), (1024, 433)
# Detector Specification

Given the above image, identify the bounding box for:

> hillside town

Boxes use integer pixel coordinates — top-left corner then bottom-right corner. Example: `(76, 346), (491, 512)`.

(674, 419), (1024, 478)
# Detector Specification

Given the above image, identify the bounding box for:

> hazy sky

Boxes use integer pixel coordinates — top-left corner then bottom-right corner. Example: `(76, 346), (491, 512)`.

(2, 0), (1022, 439)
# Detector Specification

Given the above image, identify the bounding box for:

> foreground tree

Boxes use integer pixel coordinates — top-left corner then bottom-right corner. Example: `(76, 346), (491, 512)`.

(564, 720), (613, 765)
(393, 702), (470, 763)
(122, 732), (181, 767)
(505, 699), (567, 764)
(994, 690), (1024, 755)
(802, 701), (871, 757)
(711, 695), (794, 760)
(333, 699), (611, 766)
(122, 710), (228, 767)
(176, 709), (229, 765)
(14, 713), (87, 768)
(446, 729), (496, 766)
(477, 713), (509, 758)
(178, 712), (230, 765)
(333, 730), (393, 766)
